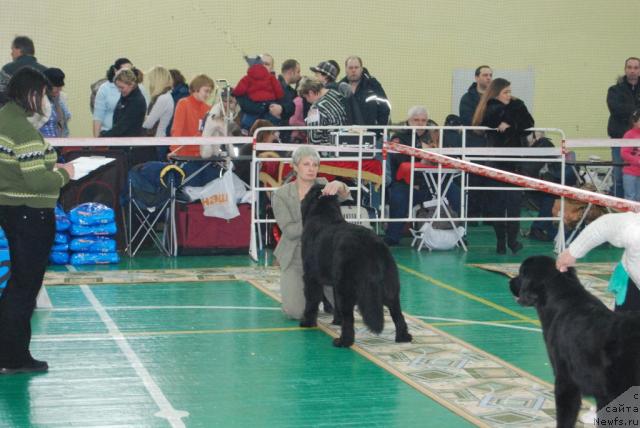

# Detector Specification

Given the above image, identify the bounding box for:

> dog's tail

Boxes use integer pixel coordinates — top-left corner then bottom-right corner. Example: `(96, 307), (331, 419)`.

(357, 260), (385, 335)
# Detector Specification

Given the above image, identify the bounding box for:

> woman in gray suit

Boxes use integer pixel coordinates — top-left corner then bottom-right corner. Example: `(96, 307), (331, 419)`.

(272, 146), (350, 319)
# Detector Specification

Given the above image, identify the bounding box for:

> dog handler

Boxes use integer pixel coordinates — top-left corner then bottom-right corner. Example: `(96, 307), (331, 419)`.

(557, 212), (640, 312)
(272, 146), (350, 319)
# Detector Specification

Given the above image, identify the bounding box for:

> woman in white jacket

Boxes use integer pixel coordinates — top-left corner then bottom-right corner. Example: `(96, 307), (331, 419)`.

(557, 212), (640, 312)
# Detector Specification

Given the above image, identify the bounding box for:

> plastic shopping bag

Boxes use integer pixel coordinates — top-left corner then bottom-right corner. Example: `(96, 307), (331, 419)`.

(199, 168), (240, 219)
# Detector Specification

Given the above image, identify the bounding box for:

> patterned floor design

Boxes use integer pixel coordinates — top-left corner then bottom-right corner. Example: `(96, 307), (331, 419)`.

(471, 262), (616, 309)
(42, 266), (601, 427)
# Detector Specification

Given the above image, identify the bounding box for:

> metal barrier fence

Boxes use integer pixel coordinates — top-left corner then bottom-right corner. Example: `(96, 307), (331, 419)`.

(47, 129), (640, 261)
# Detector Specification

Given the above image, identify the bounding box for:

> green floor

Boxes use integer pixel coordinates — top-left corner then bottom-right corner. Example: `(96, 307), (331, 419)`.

(0, 224), (621, 427)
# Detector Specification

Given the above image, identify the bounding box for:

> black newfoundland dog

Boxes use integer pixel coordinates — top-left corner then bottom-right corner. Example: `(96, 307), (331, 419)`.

(510, 255), (640, 427)
(299, 184), (412, 348)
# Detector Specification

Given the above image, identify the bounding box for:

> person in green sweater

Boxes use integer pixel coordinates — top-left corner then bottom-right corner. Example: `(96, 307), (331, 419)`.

(0, 67), (74, 375)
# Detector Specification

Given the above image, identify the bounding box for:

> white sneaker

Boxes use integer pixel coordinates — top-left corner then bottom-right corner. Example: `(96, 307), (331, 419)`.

(579, 406), (597, 425)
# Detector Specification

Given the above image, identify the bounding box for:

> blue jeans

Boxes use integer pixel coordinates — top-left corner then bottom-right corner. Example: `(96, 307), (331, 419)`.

(623, 174), (640, 201)
(612, 147), (624, 197)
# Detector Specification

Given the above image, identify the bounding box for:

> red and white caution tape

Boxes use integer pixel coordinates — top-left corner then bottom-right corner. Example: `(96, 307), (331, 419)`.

(386, 141), (640, 213)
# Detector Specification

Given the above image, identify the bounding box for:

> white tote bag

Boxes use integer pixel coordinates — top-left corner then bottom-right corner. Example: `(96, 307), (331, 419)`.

(199, 168), (240, 219)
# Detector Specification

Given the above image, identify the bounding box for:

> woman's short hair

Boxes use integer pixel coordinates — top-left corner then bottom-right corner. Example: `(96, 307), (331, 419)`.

(189, 74), (214, 93)
(297, 77), (323, 97)
(292, 145), (320, 166)
(114, 68), (138, 86)
(8, 67), (49, 115)
(407, 105), (428, 119)
(146, 66), (173, 98)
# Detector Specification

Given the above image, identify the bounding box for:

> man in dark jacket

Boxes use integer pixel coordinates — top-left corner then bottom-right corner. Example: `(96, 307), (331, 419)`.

(275, 59), (301, 142)
(607, 57), (640, 197)
(340, 56), (390, 127)
(459, 65), (492, 143)
(459, 65), (492, 220)
(0, 36), (47, 107)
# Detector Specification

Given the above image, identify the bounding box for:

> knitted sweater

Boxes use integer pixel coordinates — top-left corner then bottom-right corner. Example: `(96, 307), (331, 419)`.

(569, 212), (640, 286)
(0, 102), (70, 208)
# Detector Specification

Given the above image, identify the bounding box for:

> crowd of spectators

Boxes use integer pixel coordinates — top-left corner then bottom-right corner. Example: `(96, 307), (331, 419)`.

(1, 36), (639, 252)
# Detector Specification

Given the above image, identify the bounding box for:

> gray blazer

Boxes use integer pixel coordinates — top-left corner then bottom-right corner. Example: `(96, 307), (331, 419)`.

(272, 178), (328, 270)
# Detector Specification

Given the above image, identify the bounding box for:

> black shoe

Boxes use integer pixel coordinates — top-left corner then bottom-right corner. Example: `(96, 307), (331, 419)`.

(322, 296), (333, 314)
(496, 241), (506, 254)
(528, 228), (553, 242)
(508, 241), (523, 254)
(0, 359), (48, 375)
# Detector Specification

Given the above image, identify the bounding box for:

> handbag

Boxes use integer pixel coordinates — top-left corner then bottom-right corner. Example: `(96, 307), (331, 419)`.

(199, 167), (240, 219)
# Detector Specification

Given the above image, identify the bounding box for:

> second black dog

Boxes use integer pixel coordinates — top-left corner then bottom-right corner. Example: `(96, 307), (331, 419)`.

(299, 184), (412, 348)
(510, 255), (640, 428)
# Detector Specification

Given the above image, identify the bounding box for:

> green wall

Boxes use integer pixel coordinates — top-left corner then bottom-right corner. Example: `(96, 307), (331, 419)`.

(0, 0), (635, 151)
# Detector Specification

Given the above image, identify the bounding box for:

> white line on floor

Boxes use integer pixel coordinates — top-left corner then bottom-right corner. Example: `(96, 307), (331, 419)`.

(414, 315), (542, 332)
(36, 305), (281, 312)
(69, 267), (189, 427)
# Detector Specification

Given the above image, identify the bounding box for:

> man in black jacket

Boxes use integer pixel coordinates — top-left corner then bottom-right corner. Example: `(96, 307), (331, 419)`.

(0, 36), (47, 107)
(274, 59), (301, 142)
(340, 56), (390, 127)
(459, 65), (492, 143)
(607, 57), (640, 197)
(459, 65), (492, 220)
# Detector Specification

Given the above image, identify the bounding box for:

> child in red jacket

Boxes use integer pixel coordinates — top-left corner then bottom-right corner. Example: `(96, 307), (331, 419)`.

(233, 57), (284, 131)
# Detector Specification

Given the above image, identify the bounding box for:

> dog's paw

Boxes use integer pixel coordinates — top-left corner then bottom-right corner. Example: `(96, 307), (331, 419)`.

(395, 332), (413, 343)
(299, 319), (317, 328)
(332, 337), (354, 348)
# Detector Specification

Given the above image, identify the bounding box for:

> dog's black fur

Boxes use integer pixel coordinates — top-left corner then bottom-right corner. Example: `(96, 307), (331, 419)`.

(510, 255), (640, 428)
(299, 184), (412, 347)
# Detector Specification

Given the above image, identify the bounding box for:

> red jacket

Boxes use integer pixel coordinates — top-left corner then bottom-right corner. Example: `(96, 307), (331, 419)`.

(233, 64), (284, 102)
(622, 127), (640, 177)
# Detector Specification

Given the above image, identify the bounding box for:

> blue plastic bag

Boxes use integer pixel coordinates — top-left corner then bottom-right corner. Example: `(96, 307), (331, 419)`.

(69, 202), (115, 226)
(51, 243), (69, 252)
(0, 248), (9, 289)
(49, 251), (70, 265)
(55, 206), (71, 231)
(0, 238), (7, 248)
(69, 237), (116, 253)
(70, 252), (119, 265)
(54, 232), (69, 244)
(70, 222), (117, 236)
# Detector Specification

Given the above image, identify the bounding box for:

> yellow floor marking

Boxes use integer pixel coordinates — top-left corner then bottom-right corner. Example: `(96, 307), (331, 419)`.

(398, 264), (540, 326)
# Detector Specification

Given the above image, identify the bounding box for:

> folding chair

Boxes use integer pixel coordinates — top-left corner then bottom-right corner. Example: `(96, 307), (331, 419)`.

(123, 162), (185, 257)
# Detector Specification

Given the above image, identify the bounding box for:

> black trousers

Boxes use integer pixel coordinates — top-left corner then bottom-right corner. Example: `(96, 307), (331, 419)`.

(487, 179), (523, 244)
(615, 278), (640, 312)
(0, 205), (55, 366)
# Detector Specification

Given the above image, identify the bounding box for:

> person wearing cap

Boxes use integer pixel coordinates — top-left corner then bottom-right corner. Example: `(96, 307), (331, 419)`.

(233, 56), (284, 132)
(297, 76), (347, 145)
(40, 68), (71, 138)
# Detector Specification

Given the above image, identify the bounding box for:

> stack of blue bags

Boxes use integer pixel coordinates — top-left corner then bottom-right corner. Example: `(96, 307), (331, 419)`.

(68, 203), (119, 265)
(49, 206), (72, 264)
(0, 227), (8, 290)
